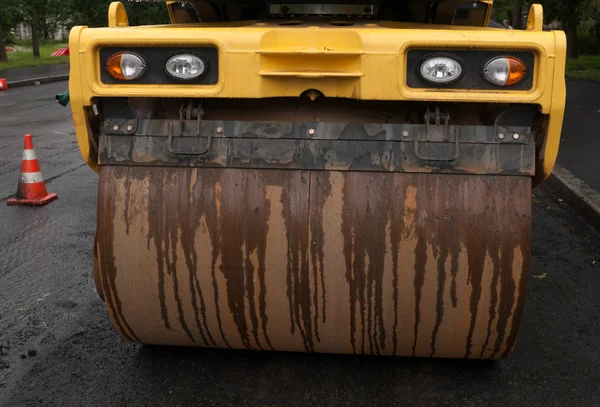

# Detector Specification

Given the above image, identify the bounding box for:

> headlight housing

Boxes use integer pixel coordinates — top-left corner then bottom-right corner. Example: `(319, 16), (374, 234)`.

(482, 57), (527, 86)
(165, 54), (207, 80)
(419, 55), (464, 85)
(106, 52), (147, 81)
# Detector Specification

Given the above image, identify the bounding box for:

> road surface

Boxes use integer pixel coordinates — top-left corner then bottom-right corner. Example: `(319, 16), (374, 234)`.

(0, 82), (599, 407)
(558, 78), (600, 191)
(0, 64), (70, 84)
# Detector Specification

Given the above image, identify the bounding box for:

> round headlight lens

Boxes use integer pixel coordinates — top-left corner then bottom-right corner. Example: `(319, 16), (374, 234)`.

(106, 52), (147, 81)
(419, 56), (463, 85)
(165, 54), (206, 80)
(483, 57), (527, 86)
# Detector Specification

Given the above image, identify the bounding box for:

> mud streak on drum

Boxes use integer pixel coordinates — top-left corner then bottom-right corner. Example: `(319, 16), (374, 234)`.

(97, 170), (139, 342)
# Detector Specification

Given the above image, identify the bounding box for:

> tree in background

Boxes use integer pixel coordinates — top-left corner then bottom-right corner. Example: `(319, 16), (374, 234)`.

(542, 0), (592, 58)
(512, 0), (524, 29)
(24, 0), (65, 57)
(491, 0), (519, 25)
(493, 0), (596, 58)
(1, 0), (168, 63)
(0, 24), (7, 63)
(491, 0), (509, 20)
(0, 0), (23, 62)
(61, 0), (168, 27)
(124, 2), (170, 26)
(31, 8), (40, 57)
(589, 0), (600, 52)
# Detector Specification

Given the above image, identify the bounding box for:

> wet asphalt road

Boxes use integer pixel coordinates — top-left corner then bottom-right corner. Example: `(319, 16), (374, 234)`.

(558, 78), (600, 191)
(0, 64), (70, 83)
(1, 82), (599, 407)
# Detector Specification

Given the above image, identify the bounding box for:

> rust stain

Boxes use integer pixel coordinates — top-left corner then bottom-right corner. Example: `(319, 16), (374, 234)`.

(388, 209), (400, 356)
(429, 181), (449, 357)
(216, 171), (262, 349)
(281, 171), (313, 351)
(340, 173), (396, 355)
(146, 170), (196, 343)
(387, 181), (413, 356)
(501, 246), (529, 358)
(96, 169), (140, 342)
(495, 180), (531, 358)
(180, 171), (217, 347)
(462, 178), (494, 358)
(211, 182), (231, 347)
(479, 245), (501, 359)
(123, 176), (132, 235)
(412, 189), (427, 357)
(308, 172), (331, 342)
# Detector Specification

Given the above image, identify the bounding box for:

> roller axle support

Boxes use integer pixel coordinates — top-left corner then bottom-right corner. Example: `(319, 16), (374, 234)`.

(95, 166), (531, 359)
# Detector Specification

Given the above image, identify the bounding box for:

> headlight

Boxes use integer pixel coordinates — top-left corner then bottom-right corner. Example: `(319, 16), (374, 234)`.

(106, 52), (147, 80)
(165, 54), (207, 80)
(482, 57), (527, 86)
(419, 55), (463, 85)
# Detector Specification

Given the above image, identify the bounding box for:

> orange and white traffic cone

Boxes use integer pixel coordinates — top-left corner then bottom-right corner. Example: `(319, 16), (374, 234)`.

(0, 78), (7, 91)
(7, 134), (57, 206)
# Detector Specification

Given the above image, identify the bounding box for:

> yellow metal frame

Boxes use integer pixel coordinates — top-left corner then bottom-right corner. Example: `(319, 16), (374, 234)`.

(482, 0), (494, 27)
(70, 3), (566, 181)
(108, 2), (129, 28)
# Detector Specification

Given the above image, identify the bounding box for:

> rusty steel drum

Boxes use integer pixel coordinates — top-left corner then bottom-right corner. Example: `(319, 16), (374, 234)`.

(95, 165), (531, 359)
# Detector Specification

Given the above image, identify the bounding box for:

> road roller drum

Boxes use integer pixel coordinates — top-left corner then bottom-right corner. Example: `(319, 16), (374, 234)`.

(95, 166), (530, 359)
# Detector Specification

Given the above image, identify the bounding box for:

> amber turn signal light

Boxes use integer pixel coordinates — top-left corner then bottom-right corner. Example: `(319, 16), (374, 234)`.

(482, 57), (527, 87)
(106, 52), (147, 81)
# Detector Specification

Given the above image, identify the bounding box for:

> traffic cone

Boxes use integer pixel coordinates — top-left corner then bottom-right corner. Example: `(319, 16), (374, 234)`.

(0, 78), (7, 91)
(7, 134), (57, 206)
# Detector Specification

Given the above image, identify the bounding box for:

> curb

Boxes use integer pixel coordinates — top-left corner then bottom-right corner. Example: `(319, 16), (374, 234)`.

(6, 74), (69, 88)
(545, 165), (600, 231)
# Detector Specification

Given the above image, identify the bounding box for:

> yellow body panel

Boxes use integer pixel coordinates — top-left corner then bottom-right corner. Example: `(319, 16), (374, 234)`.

(68, 15), (567, 180)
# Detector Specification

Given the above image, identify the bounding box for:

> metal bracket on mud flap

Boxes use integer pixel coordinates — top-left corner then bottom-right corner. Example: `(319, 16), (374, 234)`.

(167, 102), (212, 155)
(413, 106), (460, 162)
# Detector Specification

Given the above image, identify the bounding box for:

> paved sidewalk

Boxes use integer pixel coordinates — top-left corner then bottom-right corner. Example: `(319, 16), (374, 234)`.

(0, 64), (69, 83)
(557, 78), (600, 192)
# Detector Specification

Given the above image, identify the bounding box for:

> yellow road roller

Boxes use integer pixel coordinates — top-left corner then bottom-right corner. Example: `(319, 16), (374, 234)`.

(68, 0), (566, 358)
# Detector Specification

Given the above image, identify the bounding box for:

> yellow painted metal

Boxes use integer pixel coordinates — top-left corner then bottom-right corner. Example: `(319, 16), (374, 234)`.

(69, 26), (99, 173)
(536, 29), (567, 184)
(108, 2), (129, 28)
(69, 23), (563, 107)
(482, 0), (494, 27)
(68, 17), (567, 180)
(166, 1), (176, 24)
(526, 4), (543, 32)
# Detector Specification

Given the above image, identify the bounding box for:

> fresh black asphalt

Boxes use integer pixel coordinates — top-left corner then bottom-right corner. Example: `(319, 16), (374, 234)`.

(558, 78), (600, 191)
